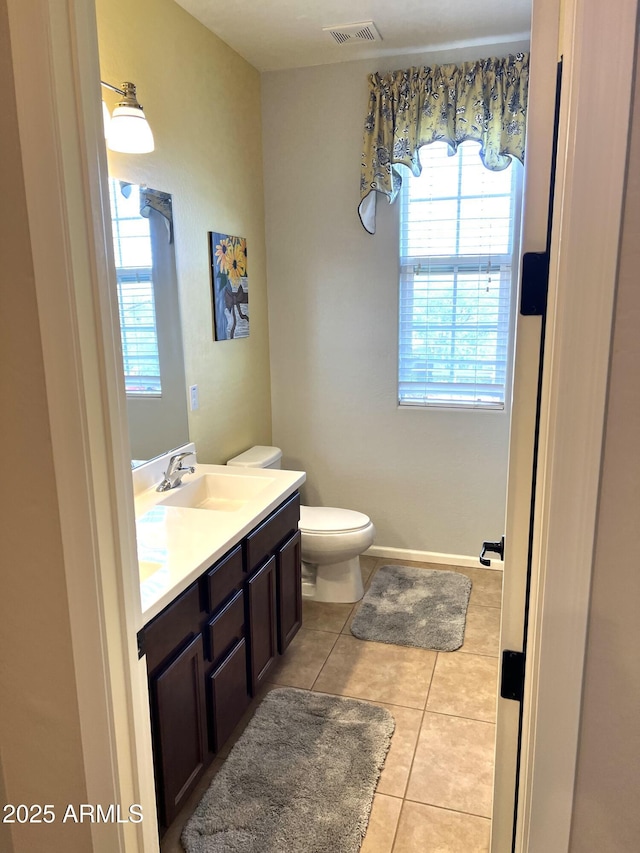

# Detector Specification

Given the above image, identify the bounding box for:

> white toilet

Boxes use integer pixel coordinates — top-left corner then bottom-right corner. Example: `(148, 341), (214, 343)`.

(227, 446), (375, 603)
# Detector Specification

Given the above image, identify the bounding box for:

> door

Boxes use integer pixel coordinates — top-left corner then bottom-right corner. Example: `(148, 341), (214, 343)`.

(491, 1), (562, 850)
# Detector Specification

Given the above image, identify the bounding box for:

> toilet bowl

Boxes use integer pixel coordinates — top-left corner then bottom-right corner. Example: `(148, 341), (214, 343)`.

(226, 446), (375, 603)
(298, 506), (375, 603)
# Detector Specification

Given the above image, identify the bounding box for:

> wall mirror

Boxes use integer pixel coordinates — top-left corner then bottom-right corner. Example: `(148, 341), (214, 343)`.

(108, 178), (189, 467)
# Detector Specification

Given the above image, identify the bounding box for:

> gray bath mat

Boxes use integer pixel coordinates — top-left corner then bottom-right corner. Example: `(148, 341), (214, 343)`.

(351, 565), (472, 651)
(181, 687), (395, 853)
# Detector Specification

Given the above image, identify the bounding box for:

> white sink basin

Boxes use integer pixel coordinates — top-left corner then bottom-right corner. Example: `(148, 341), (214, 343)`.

(157, 472), (274, 512)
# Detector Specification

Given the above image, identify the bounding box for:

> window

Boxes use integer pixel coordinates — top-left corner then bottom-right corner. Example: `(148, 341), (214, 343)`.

(398, 142), (521, 409)
(109, 180), (162, 395)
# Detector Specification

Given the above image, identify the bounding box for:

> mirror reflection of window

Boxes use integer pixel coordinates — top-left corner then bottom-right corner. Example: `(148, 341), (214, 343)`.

(108, 180), (162, 395)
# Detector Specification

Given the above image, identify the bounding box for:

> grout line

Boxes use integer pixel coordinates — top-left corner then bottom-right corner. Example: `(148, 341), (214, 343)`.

(389, 798), (408, 853)
(421, 707), (497, 726)
(423, 651), (438, 711)
(438, 650), (501, 662)
(402, 797), (493, 822)
(389, 703), (427, 850)
(309, 631), (341, 692)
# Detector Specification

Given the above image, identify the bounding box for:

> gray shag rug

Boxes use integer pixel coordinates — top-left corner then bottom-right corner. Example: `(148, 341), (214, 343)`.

(181, 687), (395, 853)
(351, 565), (472, 651)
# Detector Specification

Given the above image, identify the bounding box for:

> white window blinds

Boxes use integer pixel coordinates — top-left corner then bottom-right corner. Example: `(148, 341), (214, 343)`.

(109, 180), (162, 395)
(399, 142), (520, 409)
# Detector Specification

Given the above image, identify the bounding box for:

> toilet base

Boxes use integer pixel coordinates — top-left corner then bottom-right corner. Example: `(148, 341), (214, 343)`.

(301, 557), (364, 604)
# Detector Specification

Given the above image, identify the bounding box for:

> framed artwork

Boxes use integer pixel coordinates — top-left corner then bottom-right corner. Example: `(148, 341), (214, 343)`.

(208, 231), (249, 340)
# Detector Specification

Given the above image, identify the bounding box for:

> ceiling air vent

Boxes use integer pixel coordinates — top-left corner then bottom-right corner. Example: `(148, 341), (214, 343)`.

(323, 21), (383, 46)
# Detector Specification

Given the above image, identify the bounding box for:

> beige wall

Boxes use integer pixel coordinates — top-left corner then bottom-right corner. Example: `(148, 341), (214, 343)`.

(96, 0), (272, 464)
(0, 3), (91, 850)
(569, 34), (640, 852)
(261, 42), (527, 555)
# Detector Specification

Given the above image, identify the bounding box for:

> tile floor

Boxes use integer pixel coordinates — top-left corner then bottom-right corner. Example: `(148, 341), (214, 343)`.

(161, 557), (502, 853)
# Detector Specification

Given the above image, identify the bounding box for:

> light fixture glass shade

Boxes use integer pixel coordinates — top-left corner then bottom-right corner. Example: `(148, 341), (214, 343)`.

(107, 105), (155, 153)
(101, 100), (111, 138)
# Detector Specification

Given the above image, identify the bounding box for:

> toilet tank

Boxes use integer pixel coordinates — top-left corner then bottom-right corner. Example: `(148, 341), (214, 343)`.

(226, 445), (282, 469)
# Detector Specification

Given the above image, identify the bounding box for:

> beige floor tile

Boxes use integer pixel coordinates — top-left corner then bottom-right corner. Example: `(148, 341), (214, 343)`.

(406, 712), (495, 817)
(372, 704), (424, 797)
(313, 634), (436, 709)
(268, 628), (337, 690)
(302, 598), (354, 633)
(457, 567), (503, 608)
(361, 793), (403, 853)
(458, 605), (501, 657)
(427, 654), (499, 723)
(392, 801), (491, 853)
(341, 602), (359, 634)
(361, 555), (377, 587)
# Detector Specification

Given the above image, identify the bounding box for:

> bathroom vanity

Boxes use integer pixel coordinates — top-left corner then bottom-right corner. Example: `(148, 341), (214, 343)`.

(134, 462), (305, 829)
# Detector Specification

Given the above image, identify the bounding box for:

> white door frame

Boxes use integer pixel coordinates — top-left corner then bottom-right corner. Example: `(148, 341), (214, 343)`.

(4, 0), (636, 851)
(517, 0), (637, 849)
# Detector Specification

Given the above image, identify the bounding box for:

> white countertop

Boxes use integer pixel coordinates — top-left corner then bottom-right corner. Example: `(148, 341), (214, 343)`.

(135, 463), (306, 623)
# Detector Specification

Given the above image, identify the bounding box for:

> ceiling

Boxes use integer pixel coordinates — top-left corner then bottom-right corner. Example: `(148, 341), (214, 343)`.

(174, 0), (532, 72)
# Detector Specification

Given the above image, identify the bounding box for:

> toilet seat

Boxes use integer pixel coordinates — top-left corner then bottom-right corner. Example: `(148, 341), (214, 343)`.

(299, 505), (371, 535)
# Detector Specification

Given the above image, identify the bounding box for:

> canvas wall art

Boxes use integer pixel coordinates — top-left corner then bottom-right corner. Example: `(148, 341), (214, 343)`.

(209, 231), (249, 340)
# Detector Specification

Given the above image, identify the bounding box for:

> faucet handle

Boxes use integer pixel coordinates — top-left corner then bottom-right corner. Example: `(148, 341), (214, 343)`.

(170, 450), (195, 464)
(166, 451), (195, 473)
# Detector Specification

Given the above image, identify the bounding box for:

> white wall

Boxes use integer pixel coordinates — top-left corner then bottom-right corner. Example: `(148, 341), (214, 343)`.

(262, 42), (528, 556)
(569, 31), (640, 851)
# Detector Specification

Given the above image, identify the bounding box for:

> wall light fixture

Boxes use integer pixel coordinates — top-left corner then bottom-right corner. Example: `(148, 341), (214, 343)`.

(101, 81), (154, 154)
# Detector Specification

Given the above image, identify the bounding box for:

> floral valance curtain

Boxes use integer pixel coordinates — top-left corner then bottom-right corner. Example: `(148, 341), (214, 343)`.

(358, 53), (529, 234)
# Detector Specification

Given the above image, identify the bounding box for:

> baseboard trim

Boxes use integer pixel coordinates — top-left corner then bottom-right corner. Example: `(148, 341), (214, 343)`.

(364, 545), (501, 571)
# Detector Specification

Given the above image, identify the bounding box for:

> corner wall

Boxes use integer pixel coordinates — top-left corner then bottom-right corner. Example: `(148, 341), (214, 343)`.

(261, 43), (527, 555)
(96, 0), (272, 463)
(569, 29), (640, 852)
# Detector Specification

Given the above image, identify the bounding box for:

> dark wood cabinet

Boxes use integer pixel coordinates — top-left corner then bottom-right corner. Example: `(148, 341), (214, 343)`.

(276, 529), (302, 654)
(246, 556), (278, 694)
(150, 633), (207, 828)
(140, 491), (302, 831)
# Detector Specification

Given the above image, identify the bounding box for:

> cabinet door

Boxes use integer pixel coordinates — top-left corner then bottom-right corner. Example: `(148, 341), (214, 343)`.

(208, 638), (250, 752)
(246, 556), (277, 695)
(151, 634), (207, 828)
(276, 529), (302, 654)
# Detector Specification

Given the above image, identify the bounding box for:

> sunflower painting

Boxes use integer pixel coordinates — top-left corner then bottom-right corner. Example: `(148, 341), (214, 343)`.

(209, 231), (249, 340)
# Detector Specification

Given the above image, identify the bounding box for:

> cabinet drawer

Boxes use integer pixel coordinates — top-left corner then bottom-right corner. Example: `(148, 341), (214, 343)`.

(244, 492), (300, 575)
(207, 638), (250, 753)
(206, 589), (245, 666)
(143, 583), (202, 676)
(206, 544), (243, 612)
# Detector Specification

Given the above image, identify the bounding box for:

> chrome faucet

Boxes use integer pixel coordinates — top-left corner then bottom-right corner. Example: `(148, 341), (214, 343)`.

(156, 451), (196, 492)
